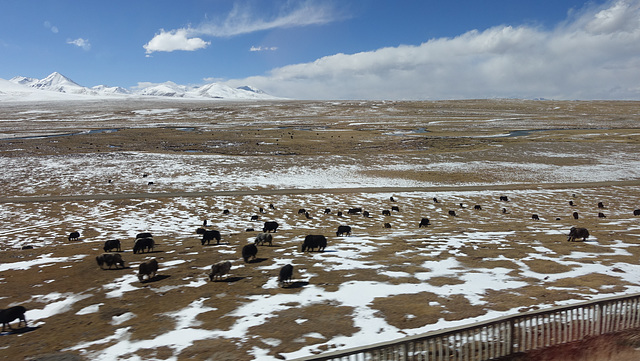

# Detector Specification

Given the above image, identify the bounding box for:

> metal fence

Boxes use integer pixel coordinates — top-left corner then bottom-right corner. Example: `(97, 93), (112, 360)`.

(294, 293), (640, 361)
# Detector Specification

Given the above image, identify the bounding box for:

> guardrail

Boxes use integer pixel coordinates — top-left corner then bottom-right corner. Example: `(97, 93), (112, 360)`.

(294, 292), (640, 361)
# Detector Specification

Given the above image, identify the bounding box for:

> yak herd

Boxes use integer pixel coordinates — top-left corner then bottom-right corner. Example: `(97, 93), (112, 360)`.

(3, 194), (636, 334)
(78, 194), (630, 287)
(78, 195), (637, 289)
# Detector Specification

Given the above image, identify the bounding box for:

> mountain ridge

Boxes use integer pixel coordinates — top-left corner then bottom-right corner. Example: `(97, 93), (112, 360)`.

(4, 72), (278, 100)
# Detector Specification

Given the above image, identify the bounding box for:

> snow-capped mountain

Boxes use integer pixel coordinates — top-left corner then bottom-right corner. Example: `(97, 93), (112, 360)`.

(3, 72), (277, 101)
(17, 72), (97, 95)
(91, 85), (130, 95)
(9, 76), (39, 87)
(136, 82), (188, 97)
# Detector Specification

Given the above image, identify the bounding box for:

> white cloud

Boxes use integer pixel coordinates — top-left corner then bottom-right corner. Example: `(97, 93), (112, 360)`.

(223, 0), (640, 100)
(250, 46), (278, 52)
(44, 21), (59, 34)
(143, 28), (210, 54)
(195, 1), (340, 37)
(143, 1), (340, 54)
(67, 38), (91, 51)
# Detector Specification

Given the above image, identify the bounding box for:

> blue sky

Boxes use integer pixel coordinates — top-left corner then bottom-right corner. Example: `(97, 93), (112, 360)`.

(1, 0), (639, 99)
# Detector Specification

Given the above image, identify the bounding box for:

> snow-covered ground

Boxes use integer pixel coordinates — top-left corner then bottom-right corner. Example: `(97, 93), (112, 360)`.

(1, 165), (640, 360)
(1, 100), (640, 360)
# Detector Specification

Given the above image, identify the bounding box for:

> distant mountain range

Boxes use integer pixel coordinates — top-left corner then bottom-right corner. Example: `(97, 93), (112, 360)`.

(2, 72), (278, 100)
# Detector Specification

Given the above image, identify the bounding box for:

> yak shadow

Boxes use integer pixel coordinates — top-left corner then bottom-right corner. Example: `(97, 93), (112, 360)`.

(133, 250), (163, 254)
(282, 281), (309, 289)
(213, 276), (245, 283)
(0, 326), (40, 336)
(140, 274), (171, 284)
(246, 257), (269, 264)
(103, 266), (132, 271)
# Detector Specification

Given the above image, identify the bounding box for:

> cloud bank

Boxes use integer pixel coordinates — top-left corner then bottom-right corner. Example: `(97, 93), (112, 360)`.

(144, 2), (339, 54)
(224, 0), (640, 100)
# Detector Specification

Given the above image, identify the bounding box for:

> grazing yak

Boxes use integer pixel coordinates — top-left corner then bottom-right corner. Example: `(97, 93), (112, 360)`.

(223, 209), (230, 215)
(138, 259), (159, 282)
(383, 223), (392, 229)
(103, 239), (121, 252)
(337, 211), (343, 217)
(208, 261), (232, 281)
(136, 232), (153, 239)
(382, 210), (391, 216)
(0, 306), (27, 332)
(362, 211), (370, 218)
(448, 210), (457, 217)
(391, 206), (400, 212)
(474, 205), (482, 210)
(567, 227), (590, 242)
(347, 208), (362, 214)
(255, 233), (273, 246)
(572, 212), (579, 220)
(297, 208), (307, 214)
(419, 218), (430, 228)
(433, 197), (439, 203)
(598, 202), (605, 209)
(532, 214), (540, 220)
(68, 231), (80, 241)
(133, 237), (155, 254)
(598, 212), (607, 218)
(324, 208), (331, 214)
(278, 264), (294, 287)
(301, 235), (327, 252)
(336, 225), (352, 236)
(242, 244), (258, 262)
(390, 196), (395, 202)
(96, 253), (125, 269)
(201, 230), (222, 245)
(500, 196), (509, 202)
(251, 215), (260, 221)
(263, 221), (279, 233)
(634, 209), (640, 216)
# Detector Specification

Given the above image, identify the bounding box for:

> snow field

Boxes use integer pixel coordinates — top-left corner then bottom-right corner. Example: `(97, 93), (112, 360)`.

(2, 184), (640, 359)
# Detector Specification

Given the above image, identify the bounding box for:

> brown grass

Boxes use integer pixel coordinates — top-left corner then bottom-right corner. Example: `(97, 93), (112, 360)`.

(1, 99), (640, 360)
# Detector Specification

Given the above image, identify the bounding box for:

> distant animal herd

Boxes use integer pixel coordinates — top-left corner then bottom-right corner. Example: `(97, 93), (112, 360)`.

(4, 194), (639, 334)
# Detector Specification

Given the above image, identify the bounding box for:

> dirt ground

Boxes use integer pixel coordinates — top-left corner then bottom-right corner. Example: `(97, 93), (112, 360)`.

(1, 99), (640, 360)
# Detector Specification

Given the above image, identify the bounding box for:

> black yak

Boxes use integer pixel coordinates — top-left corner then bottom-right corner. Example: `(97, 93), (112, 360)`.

(103, 239), (121, 252)
(133, 237), (155, 254)
(201, 230), (222, 245)
(0, 306), (27, 332)
(242, 244), (258, 263)
(138, 259), (159, 282)
(96, 253), (125, 269)
(301, 235), (327, 252)
(336, 225), (352, 236)
(263, 221), (279, 233)
(278, 264), (294, 287)
(567, 227), (590, 242)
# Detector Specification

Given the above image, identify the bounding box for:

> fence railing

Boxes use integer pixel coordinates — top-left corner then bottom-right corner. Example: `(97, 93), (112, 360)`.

(293, 293), (640, 361)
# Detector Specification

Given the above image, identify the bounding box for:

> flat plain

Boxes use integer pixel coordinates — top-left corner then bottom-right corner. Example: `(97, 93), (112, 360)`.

(1, 99), (640, 360)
